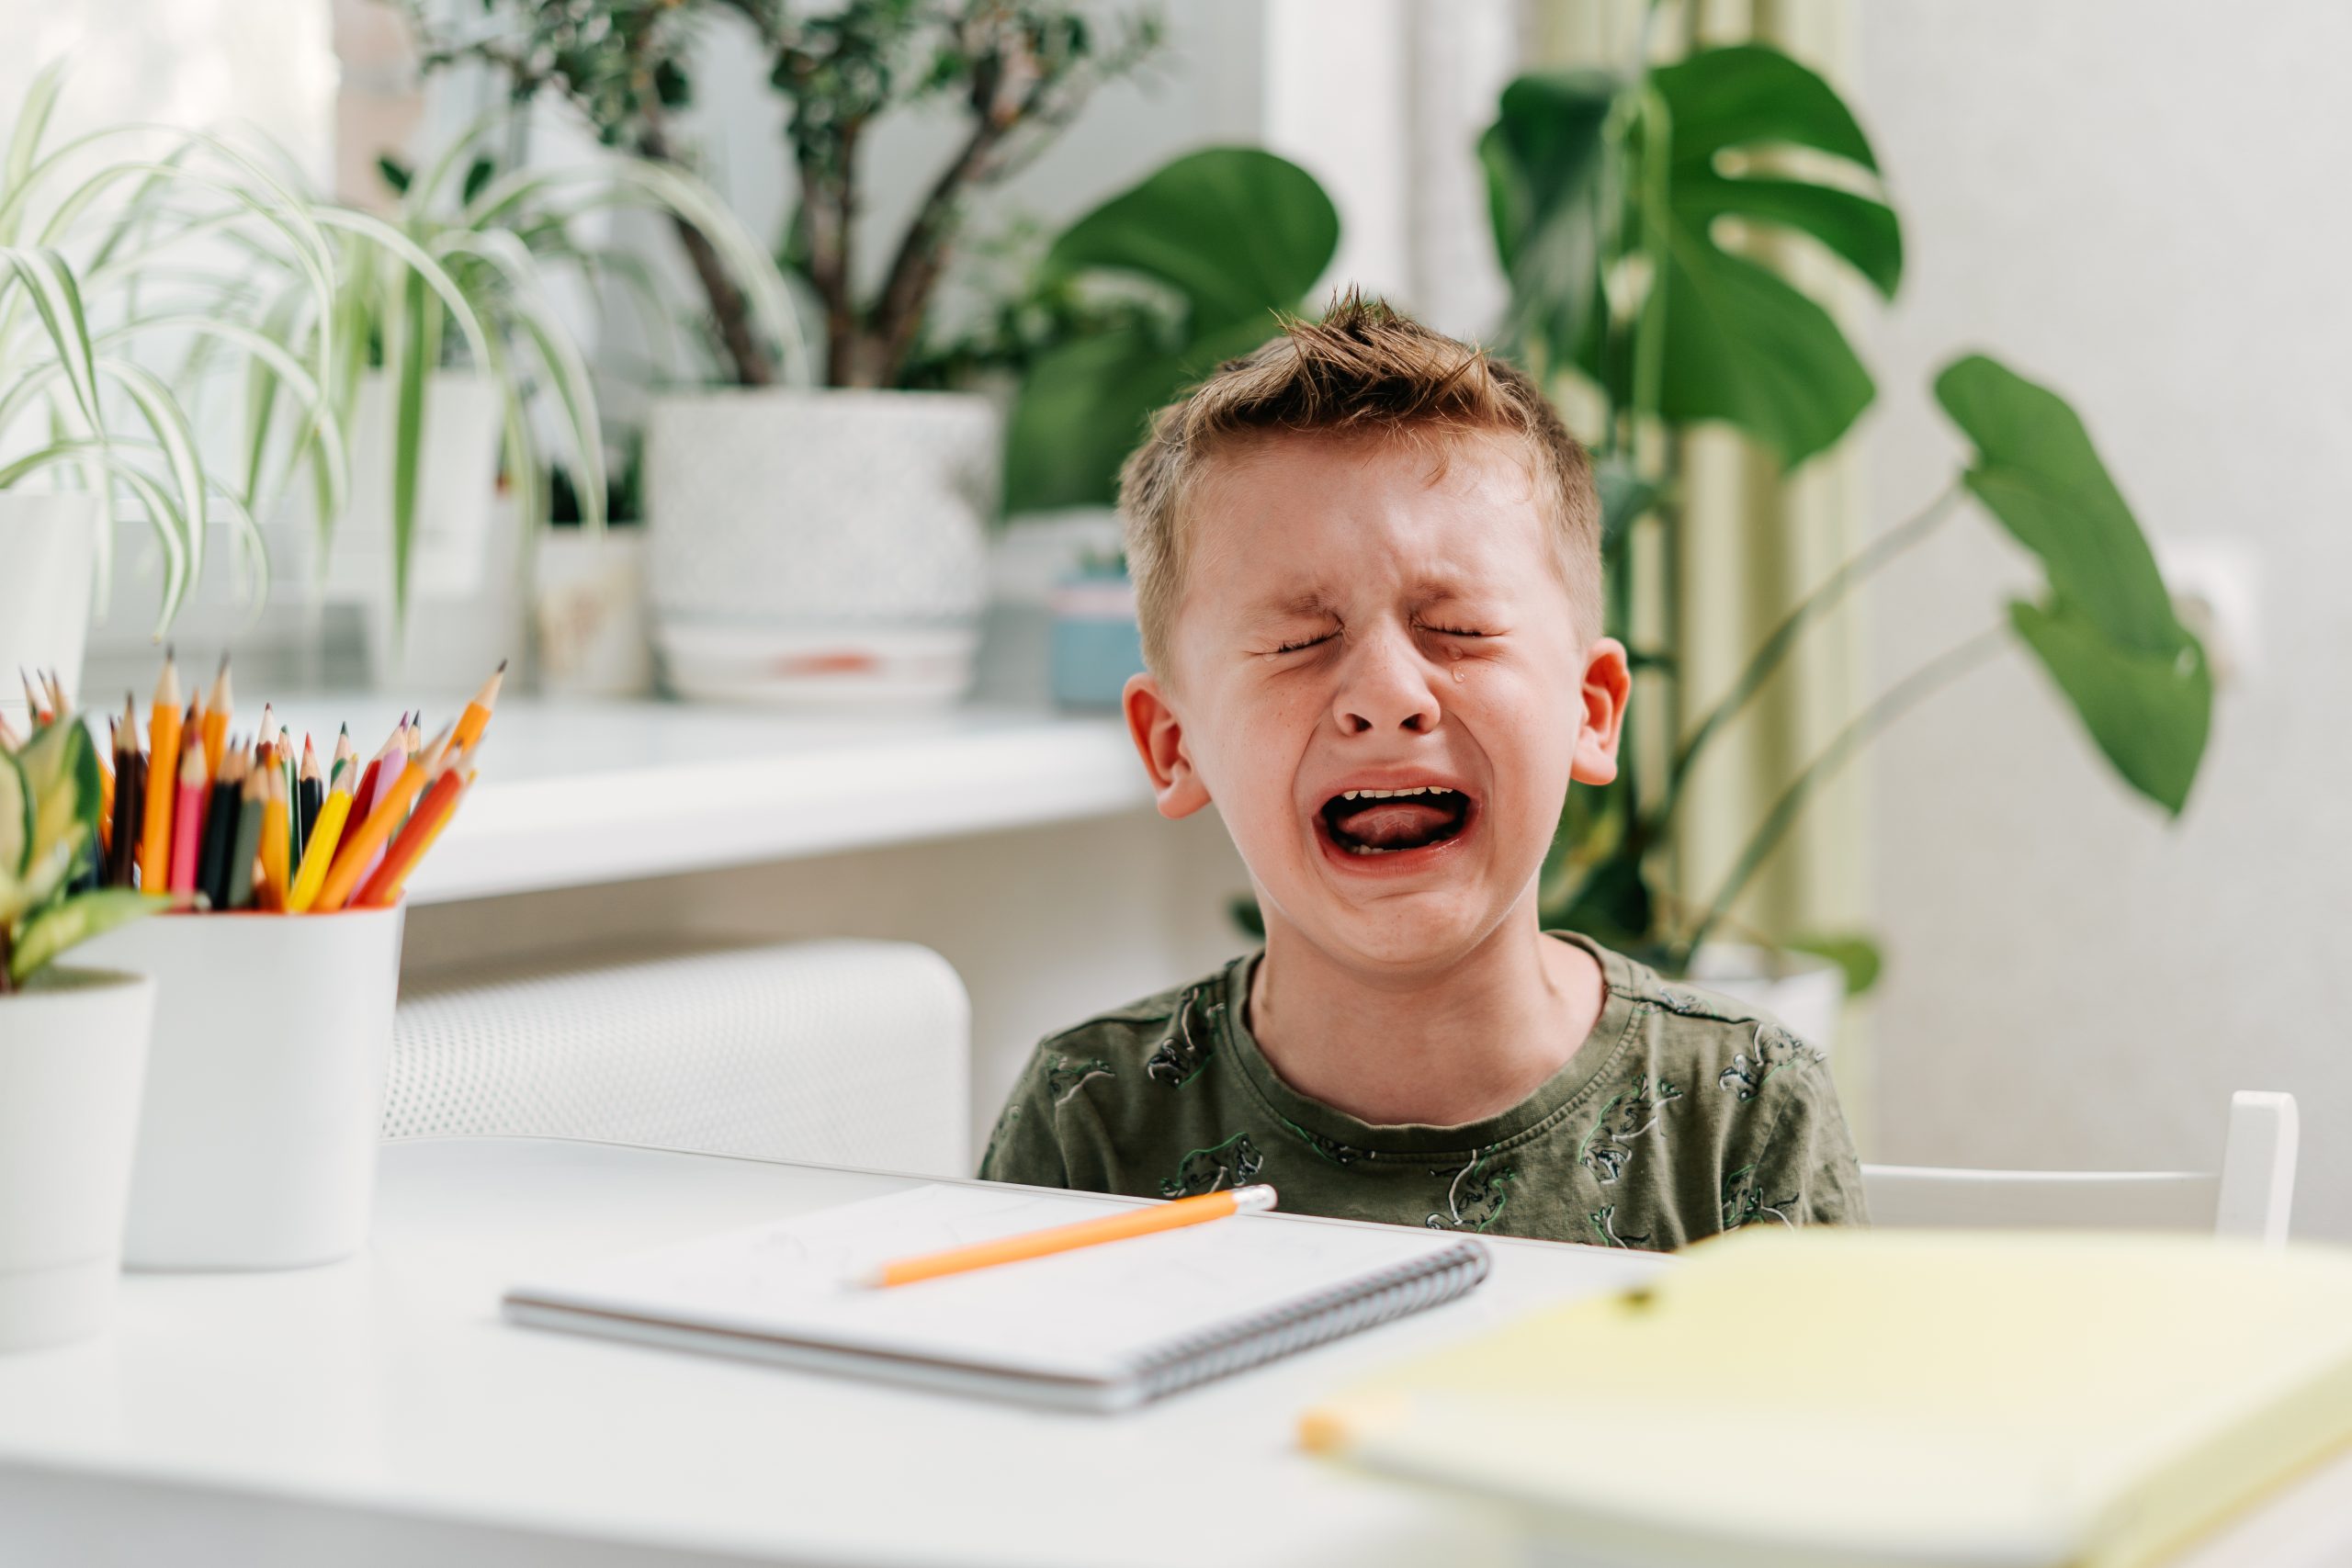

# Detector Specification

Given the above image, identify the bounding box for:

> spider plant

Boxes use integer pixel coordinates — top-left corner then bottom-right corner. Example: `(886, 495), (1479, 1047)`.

(0, 62), (351, 635)
(241, 120), (803, 625)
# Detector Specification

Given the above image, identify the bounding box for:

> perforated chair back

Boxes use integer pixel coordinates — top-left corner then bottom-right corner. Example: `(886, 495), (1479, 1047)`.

(386, 939), (969, 1176)
(1863, 1090), (2299, 1246)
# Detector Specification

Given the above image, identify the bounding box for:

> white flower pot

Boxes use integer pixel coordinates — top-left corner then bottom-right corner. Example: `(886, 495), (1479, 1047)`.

(323, 370), (504, 606)
(0, 968), (155, 1352)
(646, 389), (996, 706)
(532, 525), (652, 696)
(362, 491), (527, 694)
(0, 492), (98, 731)
(1687, 942), (1848, 1054)
(79, 908), (404, 1270)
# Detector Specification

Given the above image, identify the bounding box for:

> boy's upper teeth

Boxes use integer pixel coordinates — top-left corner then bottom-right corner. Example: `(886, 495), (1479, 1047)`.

(1341, 785), (1443, 799)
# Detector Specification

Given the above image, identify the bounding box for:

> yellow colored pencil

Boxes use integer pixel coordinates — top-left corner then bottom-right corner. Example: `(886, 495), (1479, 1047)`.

(284, 782), (354, 914)
(312, 722), (451, 913)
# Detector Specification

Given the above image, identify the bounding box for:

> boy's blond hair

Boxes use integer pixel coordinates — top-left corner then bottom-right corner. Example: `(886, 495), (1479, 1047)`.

(1117, 293), (1601, 674)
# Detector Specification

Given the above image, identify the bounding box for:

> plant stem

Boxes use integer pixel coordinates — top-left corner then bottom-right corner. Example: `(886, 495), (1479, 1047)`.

(1646, 480), (1962, 845)
(1678, 621), (2007, 961)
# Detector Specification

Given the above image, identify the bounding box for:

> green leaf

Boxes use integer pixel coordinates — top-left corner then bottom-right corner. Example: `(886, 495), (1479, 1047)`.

(1481, 71), (1617, 373)
(1644, 46), (1895, 465)
(1003, 312), (1274, 513)
(2009, 599), (2211, 816)
(1227, 894), (1264, 941)
(8, 889), (166, 984)
(1786, 931), (1883, 997)
(1651, 44), (1879, 174)
(0, 747), (28, 880)
(12, 717), (92, 872)
(1657, 239), (1874, 466)
(376, 154), (413, 196)
(1042, 148), (1338, 335)
(1935, 353), (2181, 656)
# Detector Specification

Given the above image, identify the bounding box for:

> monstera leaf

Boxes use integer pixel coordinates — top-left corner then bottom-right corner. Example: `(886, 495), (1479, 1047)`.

(1648, 45), (1901, 466)
(1003, 148), (1340, 513)
(1936, 354), (2211, 814)
(1483, 46), (1900, 469)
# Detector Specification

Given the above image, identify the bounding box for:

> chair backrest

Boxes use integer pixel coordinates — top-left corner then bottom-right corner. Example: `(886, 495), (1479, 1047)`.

(1862, 1090), (2299, 1246)
(385, 939), (971, 1177)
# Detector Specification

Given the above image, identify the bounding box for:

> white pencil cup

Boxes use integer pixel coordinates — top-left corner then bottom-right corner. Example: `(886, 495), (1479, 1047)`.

(80, 907), (406, 1270)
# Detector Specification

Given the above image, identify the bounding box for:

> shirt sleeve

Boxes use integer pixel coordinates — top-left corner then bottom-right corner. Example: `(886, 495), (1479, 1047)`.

(1744, 1052), (1871, 1227)
(975, 1055), (1071, 1188)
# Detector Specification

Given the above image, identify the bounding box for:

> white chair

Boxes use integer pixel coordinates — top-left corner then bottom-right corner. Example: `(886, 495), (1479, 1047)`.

(1863, 1090), (2299, 1246)
(384, 938), (971, 1176)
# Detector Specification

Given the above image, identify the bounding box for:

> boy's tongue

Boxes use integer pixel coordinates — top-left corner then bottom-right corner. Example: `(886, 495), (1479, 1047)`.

(1332, 798), (1455, 849)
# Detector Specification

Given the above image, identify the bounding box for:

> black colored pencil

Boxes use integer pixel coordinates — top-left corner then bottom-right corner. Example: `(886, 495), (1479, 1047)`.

(197, 749), (243, 909)
(110, 752), (145, 888)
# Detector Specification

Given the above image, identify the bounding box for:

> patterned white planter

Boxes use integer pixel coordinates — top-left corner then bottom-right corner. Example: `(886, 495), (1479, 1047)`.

(0, 492), (98, 731)
(646, 389), (997, 705)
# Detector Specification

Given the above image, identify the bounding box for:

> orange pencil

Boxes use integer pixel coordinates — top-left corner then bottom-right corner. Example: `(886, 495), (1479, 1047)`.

(201, 653), (232, 778)
(137, 649), (182, 888)
(856, 1184), (1280, 1289)
(312, 723), (450, 913)
(166, 732), (208, 895)
(355, 746), (469, 908)
(257, 763), (290, 912)
(453, 660), (506, 751)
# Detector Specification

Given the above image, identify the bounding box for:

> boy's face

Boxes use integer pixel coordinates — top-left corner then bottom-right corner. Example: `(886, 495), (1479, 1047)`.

(1125, 432), (1629, 978)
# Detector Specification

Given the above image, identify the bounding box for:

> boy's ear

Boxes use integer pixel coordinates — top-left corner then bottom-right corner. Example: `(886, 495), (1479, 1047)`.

(1123, 672), (1213, 819)
(1569, 637), (1633, 786)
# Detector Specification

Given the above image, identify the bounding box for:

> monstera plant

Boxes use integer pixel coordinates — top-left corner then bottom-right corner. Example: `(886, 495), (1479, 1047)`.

(1483, 45), (2211, 972)
(992, 146), (1340, 513)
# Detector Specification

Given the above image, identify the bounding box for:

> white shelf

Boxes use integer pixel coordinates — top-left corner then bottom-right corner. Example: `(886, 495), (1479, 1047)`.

(261, 695), (1151, 904)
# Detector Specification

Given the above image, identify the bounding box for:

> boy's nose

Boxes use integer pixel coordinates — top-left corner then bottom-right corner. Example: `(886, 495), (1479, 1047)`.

(1331, 628), (1441, 736)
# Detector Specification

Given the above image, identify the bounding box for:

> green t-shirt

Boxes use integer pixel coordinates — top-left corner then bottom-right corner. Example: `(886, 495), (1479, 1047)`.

(978, 932), (1866, 1250)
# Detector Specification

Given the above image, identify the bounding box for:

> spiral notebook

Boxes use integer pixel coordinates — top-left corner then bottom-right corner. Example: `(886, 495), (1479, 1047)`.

(503, 1183), (1490, 1412)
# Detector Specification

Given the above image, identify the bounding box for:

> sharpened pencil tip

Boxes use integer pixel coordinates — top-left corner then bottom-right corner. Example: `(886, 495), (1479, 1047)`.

(496, 658), (508, 673)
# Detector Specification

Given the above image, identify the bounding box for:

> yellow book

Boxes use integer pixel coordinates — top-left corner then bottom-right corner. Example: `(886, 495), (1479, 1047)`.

(1301, 1228), (2352, 1568)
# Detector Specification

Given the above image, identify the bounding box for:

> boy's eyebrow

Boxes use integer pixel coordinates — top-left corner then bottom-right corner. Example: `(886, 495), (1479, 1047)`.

(1244, 588), (1339, 620)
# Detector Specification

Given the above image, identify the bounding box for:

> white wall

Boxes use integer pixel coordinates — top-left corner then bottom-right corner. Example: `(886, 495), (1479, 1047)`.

(1859, 3), (2352, 1236)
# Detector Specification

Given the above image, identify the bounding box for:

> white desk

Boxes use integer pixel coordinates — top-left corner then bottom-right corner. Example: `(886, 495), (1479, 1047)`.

(0, 1138), (1660, 1568)
(260, 698), (1152, 905)
(2, 1139), (2348, 1568)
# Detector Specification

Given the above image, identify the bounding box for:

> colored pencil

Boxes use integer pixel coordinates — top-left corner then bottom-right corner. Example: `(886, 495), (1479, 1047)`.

(197, 748), (245, 909)
(257, 763), (290, 912)
(285, 769), (356, 915)
(138, 649), (181, 887)
(295, 735), (322, 873)
(19, 668), (48, 727)
(109, 752), (145, 889)
(355, 743), (469, 908)
(857, 1185), (1282, 1288)
(453, 660), (505, 752)
(313, 723), (450, 913)
(224, 750), (267, 910)
(201, 654), (232, 779)
(166, 732), (208, 896)
(97, 719), (116, 859)
(360, 766), (470, 910)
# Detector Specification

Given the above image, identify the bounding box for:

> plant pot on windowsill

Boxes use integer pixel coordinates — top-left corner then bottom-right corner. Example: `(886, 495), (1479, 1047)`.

(534, 520), (652, 698)
(645, 389), (996, 707)
(0, 493), (99, 732)
(0, 967), (155, 1351)
(1049, 558), (1146, 710)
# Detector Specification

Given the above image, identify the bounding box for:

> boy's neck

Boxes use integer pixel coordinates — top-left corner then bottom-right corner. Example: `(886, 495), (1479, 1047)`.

(1245, 907), (1607, 1128)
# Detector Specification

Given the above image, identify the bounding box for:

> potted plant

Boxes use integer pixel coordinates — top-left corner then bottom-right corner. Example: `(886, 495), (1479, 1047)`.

(534, 437), (654, 696)
(1479, 44), (2211, 1038)
(417, 0), (1161, 704)
(0, 707), (165, 1350)
(260, 130), (789, 687)
(0, 64), (352, 719)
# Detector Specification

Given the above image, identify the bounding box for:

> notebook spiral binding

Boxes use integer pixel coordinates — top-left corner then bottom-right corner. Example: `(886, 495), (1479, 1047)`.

(1123, 1239), (1493, 1404)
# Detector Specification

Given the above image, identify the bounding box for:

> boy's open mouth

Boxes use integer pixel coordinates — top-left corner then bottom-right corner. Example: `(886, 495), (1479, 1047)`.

(1318, 786), (1474, 856)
